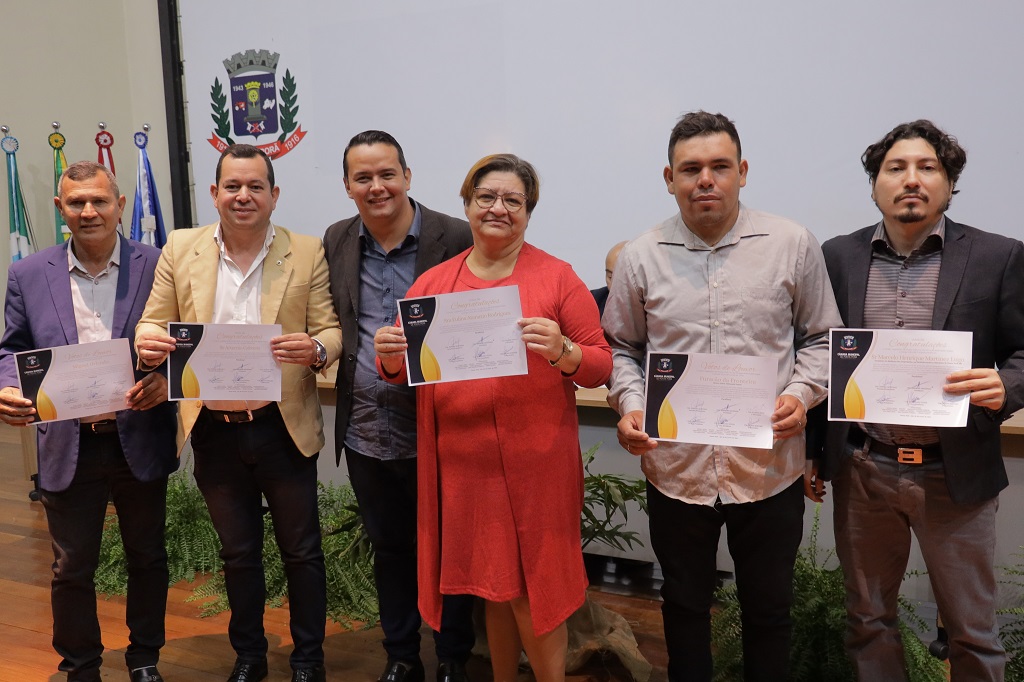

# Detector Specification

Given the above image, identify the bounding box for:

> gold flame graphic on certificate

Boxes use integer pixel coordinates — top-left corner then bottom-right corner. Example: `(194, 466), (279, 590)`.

(844, 378), (866, 419)
(420, 344), (441, 382)
(657, 399), (678, 439)
(36, 389), (58, 421)
(181, 363), (201, 399)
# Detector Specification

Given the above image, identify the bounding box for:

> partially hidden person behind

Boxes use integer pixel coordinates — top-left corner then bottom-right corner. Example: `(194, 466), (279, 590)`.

(373, 154), (612, 682)
(590, 240), (627, 318)
(322, 130), (476, 682)
(0, 161), (178, 682)
(134, 144), (342, 682)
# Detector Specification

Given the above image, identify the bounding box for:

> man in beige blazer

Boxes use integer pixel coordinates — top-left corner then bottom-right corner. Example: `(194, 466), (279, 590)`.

(136, 144), (341, 682)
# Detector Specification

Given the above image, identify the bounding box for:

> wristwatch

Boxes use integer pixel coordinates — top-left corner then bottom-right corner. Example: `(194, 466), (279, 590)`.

(310, 339), (328, 371)
(549, 336), (574, 366)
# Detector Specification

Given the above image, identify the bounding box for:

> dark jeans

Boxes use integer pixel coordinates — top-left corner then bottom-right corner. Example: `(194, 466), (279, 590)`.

(345, 448), (475, 663)
(41, 428), (169, 681)
(192, 405), (326, 669)
(648, 477), (804, 682)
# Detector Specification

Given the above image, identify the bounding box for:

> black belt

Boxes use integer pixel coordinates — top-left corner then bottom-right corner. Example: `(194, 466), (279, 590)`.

(81, 419), (118, 435)
(849, 429), (941, 464)
(202, 403), (277, 424)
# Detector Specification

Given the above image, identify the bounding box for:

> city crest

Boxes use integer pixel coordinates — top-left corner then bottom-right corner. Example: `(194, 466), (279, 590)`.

(207, 49), (307, 160)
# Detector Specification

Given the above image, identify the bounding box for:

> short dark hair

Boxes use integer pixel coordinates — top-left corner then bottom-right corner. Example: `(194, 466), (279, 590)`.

(216, 144), (275, 187)
(668, 111), (742, 164)
(861, 120), (967, 194)
(57, 161), (120, 198)
(343, 130), (407, 178)
(459, 154), (540, 215)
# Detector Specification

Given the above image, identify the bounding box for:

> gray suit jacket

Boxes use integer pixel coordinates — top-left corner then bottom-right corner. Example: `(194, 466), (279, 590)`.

(809, 219), (1024, 504)
(322, 200), (473, 463)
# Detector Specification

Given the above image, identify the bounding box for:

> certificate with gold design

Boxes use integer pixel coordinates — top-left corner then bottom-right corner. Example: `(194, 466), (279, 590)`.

(643, 352), (778, 448)
(828, 328), (971, 427)
(398, 285), (527, 386)
(15, 338), (136, 423)
(167, 323), (281, 401)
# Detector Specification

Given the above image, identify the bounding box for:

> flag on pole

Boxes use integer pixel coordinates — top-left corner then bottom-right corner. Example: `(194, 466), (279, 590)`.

(95, 126), (124, 234)
(49, 130), (70, 243)
(130, 129), (166, 248)
(2, 132), (35, 262)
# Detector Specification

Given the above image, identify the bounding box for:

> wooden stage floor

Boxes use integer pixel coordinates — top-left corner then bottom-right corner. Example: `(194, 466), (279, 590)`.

(0, 424), (668, 681)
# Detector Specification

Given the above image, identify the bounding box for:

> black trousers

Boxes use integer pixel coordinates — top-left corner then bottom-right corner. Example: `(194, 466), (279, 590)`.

(191, 404), (326, 669)
(41, 428), (169, 681)
(345, 448), (475, 663)
(648, 477), (804, 682)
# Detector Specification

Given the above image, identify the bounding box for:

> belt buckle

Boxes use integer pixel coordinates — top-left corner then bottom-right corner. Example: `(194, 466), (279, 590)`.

(897, 447), (923, 465)
(222, 408), (254, 423)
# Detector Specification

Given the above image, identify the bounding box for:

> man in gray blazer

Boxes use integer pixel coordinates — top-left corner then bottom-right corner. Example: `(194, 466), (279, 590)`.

(322, 131), (475, 682)
(809, 120), (1024, 681)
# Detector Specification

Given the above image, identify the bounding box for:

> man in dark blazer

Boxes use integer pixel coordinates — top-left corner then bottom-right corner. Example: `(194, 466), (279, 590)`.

(808, 120), (1024, 681)
(0, 161), (177, 682)
(322, 131), (475, 682)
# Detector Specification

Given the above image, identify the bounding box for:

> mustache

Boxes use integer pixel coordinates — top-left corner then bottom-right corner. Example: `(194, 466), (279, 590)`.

(895, 191), (926, 203)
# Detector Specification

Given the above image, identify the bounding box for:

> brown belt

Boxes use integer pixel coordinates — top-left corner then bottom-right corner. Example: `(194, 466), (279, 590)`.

(850, 430), (941, 464)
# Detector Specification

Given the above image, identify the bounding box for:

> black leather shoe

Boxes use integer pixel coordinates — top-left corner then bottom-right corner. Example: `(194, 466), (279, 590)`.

(379, 659), (425, 682)
(291, 666), (326, 682)
(436, 660), (469, 682)
(227, 658), (269, 682)
(129, 666), (165, 682)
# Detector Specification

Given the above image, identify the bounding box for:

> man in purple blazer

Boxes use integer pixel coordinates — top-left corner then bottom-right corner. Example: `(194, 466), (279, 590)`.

(0, 161), (178, 682)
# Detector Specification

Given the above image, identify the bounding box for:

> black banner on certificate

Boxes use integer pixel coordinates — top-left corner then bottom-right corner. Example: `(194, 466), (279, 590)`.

(829, 329), (874, 420)
(16, 349), (54, 423)
(398, 297), (438, 384)
(644, 353), (688, 439)
(168, 323), (204, 399)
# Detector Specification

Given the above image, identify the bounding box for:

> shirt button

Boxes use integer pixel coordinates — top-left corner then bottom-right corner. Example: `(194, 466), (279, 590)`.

(712, 282), (719, 288)
(385, 287), (391, 293)
(900, 291), (907, 297)
(95, 312), (101, 318)
(896, 319), (904, 327)
(713, 320), (720, 327)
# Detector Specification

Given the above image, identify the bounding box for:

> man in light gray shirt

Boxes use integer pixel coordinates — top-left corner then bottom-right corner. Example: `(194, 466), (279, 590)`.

(604, 110), (841, 682)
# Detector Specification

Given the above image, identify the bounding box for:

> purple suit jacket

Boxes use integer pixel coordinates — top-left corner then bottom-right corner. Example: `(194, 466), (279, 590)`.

(0, 237), (178, 492)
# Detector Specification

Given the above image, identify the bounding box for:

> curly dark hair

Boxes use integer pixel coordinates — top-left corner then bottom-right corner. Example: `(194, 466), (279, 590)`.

(861, 120), (967, 196)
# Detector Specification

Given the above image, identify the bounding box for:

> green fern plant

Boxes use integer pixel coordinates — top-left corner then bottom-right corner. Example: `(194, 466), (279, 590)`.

(97, 465), (377, 629)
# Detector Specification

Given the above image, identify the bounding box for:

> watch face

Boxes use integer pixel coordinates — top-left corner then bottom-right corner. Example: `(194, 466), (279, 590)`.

(0, 136), (18, 154)
(48, 132), (66, 149)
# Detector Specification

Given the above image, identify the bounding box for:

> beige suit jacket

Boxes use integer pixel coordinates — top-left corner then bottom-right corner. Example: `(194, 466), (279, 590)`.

(136, 223), (342, 456)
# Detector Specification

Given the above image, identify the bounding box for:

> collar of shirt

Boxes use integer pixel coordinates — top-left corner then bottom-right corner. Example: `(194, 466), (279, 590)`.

(357, 199), (422, 253)
(213, 221), (276, 277)
(872, 216), (946, 258)
(67, 233), (121, 276)
(662, 204), (767, 251)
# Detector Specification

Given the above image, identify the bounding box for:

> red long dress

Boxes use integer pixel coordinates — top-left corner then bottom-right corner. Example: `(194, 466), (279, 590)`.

(382, 243), (612, 635)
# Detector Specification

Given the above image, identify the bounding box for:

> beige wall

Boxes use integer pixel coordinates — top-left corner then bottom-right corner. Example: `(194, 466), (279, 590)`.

(0, 0), (176, 275)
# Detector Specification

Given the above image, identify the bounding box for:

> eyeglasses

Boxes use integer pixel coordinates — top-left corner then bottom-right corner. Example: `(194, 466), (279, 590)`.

(472, 187), (528, 213)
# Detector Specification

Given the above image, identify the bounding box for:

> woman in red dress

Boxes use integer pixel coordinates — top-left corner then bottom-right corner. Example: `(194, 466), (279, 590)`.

(375, 154), (612, 682)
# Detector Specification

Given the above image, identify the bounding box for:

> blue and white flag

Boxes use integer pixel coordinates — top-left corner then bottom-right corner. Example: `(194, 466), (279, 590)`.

(3, 133), (35, 262)
(130, 130), (166, 248)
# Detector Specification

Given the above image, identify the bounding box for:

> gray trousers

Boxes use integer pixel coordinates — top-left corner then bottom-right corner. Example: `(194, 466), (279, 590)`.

(833, 445), (1004, 682)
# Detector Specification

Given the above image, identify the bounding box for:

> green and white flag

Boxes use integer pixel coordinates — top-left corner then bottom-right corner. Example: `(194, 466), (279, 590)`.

(2, 133), (34, 262)
(49, 131), (69, 243)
